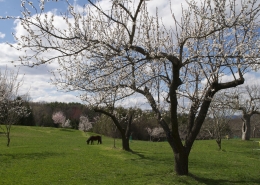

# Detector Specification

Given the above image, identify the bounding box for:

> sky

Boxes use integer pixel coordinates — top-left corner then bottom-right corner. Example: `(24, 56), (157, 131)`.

(0, 0), (177, 106)
(0, 0), (259, 106)
(0, 0), (89, 103)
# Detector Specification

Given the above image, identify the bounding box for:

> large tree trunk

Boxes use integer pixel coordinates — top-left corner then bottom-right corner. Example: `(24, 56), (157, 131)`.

(124, 114), (132, 151)
(174, 151), (189, 175)
(242, 115), (251, 140)
(168, 133), (190, 175)
(120, 116), (132, 151)
(122, 136), (130, 151)
(216, 138), (221, 150)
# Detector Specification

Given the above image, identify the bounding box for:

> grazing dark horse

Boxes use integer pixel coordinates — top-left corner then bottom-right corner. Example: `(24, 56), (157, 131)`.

(86, 136), (102, 145)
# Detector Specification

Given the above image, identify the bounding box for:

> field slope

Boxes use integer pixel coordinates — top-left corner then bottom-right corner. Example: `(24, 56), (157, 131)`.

(0, 126), (259, 185)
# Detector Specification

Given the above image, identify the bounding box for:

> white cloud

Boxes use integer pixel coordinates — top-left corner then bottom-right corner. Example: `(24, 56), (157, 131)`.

(116, 93), (149, 109)
(33, 94), (82, 103)
(0, 32), (5, 38)
(146, 0), (186, 27)
(0, 42), (82, 103)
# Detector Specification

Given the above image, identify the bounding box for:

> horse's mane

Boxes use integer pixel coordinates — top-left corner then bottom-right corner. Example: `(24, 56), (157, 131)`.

(87, 137), (91, 142)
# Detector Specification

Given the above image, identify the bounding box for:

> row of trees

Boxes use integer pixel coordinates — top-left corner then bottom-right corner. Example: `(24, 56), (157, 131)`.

(1, 83), (259, 148)
(52, 110), (94, 131)
(29, 101), (97, 128)
(2, 0), (260, 176)
(1, 71), (259, 147)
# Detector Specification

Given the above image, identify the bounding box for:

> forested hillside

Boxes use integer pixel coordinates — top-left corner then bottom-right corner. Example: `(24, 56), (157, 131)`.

(15, 102), (260, 141)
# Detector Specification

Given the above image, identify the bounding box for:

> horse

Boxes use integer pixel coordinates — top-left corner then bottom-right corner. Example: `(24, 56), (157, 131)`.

(86, 135), (102, 145)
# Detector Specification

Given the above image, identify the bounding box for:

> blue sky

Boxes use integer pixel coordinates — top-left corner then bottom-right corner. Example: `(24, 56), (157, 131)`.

(0, 1), (21, 41)
(0, 0), (259, 105)
(0, 0), (85, 42)
(0, 0), (87, 103)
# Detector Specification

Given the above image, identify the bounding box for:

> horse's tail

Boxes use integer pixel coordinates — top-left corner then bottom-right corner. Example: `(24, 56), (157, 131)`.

(100, 136), (102, 144)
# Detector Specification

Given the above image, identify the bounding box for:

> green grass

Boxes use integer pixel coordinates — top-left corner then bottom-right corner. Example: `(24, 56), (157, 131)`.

(0, 126), (260, 185)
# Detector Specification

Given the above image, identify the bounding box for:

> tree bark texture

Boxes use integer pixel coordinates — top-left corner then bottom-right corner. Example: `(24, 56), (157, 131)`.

(216, 138), (221, 150)
(122, 136), (130, 151)
(242, 115), (251, 140)
(7, 132), (10, 147)
(174, 150), (189, 175)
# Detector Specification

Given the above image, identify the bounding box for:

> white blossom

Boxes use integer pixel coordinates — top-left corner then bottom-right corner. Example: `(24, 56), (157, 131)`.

(78, 115), (92, 132)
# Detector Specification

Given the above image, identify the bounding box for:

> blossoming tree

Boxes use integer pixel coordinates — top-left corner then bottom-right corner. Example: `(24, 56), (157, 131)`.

(0, 68), (29, 147)
(3, 0), (260, 175)
(52, 111), (66, 127)
(217, 84), (260, 140)
(63, 119), (72, 128)
(146, 127), (165, 141)
(206, 94), (235, 150)
(78, 115), (93, 132)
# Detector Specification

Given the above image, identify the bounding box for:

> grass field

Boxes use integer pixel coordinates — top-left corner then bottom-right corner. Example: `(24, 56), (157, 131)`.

(0, 126), (260, 185)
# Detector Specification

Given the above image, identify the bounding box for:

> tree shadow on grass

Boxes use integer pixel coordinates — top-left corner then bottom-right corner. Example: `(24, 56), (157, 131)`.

(130, 150), (146, 159)
(0, 151), (62, 160)
(130, 150), (173, 166)
(60, 128), (75, 132)
(189, 173), (260, 185)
